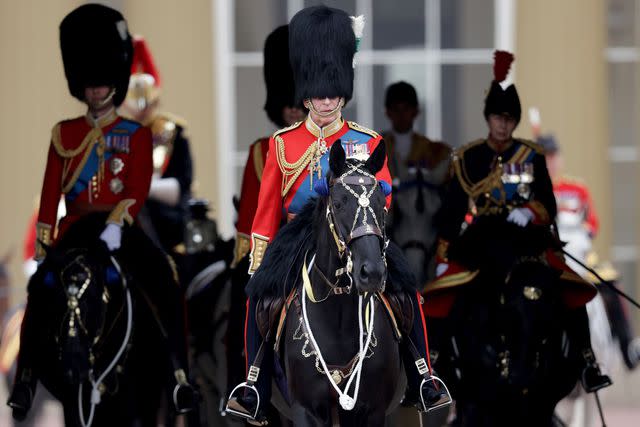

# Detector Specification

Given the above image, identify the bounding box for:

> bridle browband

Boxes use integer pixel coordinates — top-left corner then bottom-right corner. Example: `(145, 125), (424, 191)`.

(324, 163), (389, 283)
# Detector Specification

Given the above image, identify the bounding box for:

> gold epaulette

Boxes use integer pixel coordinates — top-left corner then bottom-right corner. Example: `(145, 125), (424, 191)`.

(347, 121), (379, 138)
(251, 140), (266, 182)
(51, 119), (96, 159)
(272, 120), (303, 139)
(453, 138), (485, 160)
(516, 138), (545, 154)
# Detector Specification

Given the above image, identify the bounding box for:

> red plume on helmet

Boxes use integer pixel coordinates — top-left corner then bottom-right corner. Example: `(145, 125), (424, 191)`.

(493, 50), (514, 83)
(131, 36), (161, 87)
(484, 50), (521, 124)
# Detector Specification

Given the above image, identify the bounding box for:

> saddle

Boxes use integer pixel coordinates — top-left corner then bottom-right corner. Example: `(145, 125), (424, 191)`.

(255, 288), (415, 352)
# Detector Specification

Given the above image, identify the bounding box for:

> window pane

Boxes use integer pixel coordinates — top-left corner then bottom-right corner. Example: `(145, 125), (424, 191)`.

(608, 0), (636, 47)
(609, 63), (638, 147)
(235, 67), (277, 152)
(235, 0), (287, 52)
(441, 0), (494, 49)
(372, 64), (428, 136)
(372, 0), (425, 49)
(441, 64), (492, 147)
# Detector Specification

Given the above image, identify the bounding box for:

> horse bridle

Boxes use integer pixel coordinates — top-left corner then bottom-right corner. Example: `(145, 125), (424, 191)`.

(325, 163), (389, 281)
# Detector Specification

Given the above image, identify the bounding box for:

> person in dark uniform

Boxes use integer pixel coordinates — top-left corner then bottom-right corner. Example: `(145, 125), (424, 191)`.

(426, 50), (612, 394)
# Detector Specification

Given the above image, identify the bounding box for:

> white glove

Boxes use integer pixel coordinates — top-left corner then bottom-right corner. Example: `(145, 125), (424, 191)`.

(149, 177), (181, 206)
(436, 263), (449, 277)
(100, 223), (123, 251)
(507, 207), (534, 227)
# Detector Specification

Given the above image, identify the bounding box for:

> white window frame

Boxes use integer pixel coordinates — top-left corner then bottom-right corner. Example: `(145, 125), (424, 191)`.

(213, 0), (515, 237)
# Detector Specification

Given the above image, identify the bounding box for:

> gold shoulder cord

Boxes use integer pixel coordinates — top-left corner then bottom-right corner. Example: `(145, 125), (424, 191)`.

(452, 151), (505, 212)
(276, 135), (319, 197)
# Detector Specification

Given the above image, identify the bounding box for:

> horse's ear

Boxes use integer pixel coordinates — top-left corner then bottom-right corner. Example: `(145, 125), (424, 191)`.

(329, 139), (346, 175)
(365, 141), (386, 175)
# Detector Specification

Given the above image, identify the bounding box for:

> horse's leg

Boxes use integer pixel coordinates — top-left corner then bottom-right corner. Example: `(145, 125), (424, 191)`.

(291, 403), (326, 427)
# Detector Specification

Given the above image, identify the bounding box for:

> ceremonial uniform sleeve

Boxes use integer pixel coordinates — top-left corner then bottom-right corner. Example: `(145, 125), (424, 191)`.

(36, 138), (64, 260)
(525, 153), (556, 225)
(248, 135), (283, 273)
(370, 136), (392, 208)
(234, 142), (265, 266)
(107, 126), (153, 226)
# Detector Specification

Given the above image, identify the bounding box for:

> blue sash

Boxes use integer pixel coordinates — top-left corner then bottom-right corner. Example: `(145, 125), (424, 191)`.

(66, 120), (140, 202)
(288, 129), (372, 214)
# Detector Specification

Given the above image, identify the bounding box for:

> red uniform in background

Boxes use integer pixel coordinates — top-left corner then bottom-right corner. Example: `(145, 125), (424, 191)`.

(233, 137), (269, 265)
(553, 176), (599, 238)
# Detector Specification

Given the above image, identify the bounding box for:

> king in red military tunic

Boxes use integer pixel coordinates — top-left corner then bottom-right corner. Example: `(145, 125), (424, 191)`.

(226, 7), (450, 424)
(248, 116), (392, 272)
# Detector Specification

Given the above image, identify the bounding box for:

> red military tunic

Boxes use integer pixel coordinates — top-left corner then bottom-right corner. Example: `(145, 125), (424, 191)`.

(248, 115), (392, 273)
(553, 175), (599, 238)
(233, 137), (270, 266)
(35, 108), (152, 260)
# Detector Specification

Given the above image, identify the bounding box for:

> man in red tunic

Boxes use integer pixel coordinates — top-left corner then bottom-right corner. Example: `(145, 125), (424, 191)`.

(7, 5), (194, 419)
(233, 25), (304, 267)
(227, 6), (449, 424)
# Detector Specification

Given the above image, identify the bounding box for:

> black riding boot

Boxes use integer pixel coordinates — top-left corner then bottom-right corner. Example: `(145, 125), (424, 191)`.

(226, 296), (271, 426)
(120, 229), (196, 414)
(570, 306), (612, 392)
(402, 291), (452, 412)
(7, 289), (44, 421)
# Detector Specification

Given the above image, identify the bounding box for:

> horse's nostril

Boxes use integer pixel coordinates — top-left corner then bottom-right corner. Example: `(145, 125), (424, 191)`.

(360, 264), (370, 280)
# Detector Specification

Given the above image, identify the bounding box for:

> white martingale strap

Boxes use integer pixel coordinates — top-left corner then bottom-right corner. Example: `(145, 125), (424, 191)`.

(302, 254), (375, 411)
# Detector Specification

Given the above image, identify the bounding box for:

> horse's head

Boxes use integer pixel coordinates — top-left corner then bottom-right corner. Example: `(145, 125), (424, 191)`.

(322, 141), (389, 294)
(38, 245), (117, 385)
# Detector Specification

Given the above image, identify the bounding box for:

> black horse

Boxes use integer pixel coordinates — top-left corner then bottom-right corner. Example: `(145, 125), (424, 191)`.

(428, 217), (584, 427)
(246, 142), (418, 426)
(20, 214), (177, 426)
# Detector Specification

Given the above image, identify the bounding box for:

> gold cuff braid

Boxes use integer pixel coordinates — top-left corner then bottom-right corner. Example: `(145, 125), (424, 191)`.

(106, 199), (136, 226)
(248, 233), (269, 275)
(35, 222), (53, 262)
(231, 233), (251, 268)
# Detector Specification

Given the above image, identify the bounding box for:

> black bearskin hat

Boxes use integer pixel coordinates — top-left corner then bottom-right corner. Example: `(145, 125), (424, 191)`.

(60, 4), (133, 107)
(289, 6), (356, 104)
(263, 25), (296, 128)
(483, 50), (521, 124)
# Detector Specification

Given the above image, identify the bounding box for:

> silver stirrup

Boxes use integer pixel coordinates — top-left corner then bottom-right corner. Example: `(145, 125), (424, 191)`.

(225, 382), (261, 421)
(420, 375), (453, 414)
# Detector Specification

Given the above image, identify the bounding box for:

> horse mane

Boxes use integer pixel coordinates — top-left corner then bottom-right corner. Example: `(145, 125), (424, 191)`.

(246, 195), (418, 298)
(246, 200), (321, 298)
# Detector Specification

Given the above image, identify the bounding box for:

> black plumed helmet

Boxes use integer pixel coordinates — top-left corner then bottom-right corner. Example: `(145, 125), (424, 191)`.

(289, 6), (356, 104)
(483, 50), (521, 124)
(263, 25), (296, 128)
(60, 4), (133, 107)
